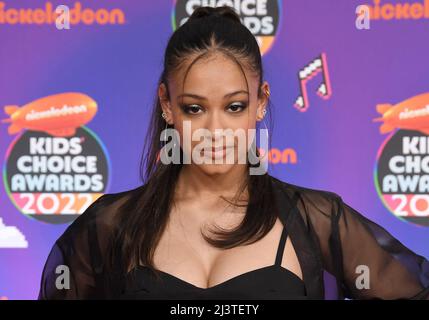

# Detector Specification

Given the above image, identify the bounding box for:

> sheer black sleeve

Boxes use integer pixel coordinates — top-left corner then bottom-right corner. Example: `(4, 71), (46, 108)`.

(300, 189), (429, 299)
(37, 189), (133, 300)
(37, 195), (106, 299)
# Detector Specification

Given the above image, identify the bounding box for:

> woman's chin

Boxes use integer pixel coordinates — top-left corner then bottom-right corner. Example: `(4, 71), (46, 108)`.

(196, 162), (238, 176)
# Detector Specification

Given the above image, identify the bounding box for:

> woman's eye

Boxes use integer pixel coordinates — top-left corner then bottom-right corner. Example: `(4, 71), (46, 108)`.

(227, 103), (247, 113)
(182, 104), (203, 114)
(181, 103), (247, 115)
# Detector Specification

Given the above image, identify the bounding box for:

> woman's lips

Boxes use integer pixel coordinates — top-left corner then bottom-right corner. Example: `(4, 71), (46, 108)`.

(211, 145), (234, 151)
(212, 146), (226, 152)
(204, 146), (233, 159)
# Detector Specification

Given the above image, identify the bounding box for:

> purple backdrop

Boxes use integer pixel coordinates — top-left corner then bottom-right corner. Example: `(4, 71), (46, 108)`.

(1, 0), (428, 299)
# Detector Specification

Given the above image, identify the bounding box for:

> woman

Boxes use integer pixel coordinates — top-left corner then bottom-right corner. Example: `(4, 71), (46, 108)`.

(38, 6), (429, 300)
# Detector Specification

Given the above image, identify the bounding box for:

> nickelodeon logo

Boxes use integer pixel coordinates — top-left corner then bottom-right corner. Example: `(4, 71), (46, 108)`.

(365, 0), (429, 20)
(0, 1), (125, 25)
(259, 147), (298, 164)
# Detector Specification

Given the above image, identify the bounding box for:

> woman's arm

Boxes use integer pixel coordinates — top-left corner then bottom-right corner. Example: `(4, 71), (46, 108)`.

(328, 196), (429, 299)
(38, 196), (107, 300)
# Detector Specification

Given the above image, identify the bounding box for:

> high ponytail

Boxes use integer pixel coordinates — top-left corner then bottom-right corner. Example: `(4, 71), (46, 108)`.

(188, 5), (242, 24)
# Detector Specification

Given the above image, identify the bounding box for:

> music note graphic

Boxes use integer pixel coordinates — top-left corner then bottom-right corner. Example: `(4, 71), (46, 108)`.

(294, 52), (332, 112)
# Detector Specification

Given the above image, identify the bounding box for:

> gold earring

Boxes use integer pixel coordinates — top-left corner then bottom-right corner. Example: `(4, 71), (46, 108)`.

(265, 88), (270, 97)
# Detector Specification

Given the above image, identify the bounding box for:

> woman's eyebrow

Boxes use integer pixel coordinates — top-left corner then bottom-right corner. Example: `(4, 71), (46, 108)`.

(177, 90), (249, 101)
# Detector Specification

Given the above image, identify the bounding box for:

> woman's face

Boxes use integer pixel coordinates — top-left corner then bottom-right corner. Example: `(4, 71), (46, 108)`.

(159, 52), (269, 176)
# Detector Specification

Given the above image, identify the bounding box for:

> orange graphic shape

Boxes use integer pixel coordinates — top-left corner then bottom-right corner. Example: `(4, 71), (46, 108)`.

(373, 93), (429, 135)
(2, 92), (97, 137)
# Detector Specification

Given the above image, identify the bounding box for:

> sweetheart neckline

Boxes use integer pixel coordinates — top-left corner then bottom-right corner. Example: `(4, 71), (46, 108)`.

(135, 264), (304, 291)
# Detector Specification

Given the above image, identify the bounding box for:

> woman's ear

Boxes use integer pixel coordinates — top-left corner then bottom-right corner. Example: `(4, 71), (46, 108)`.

(256, 81), (270, 122)
(158, 82), (174, 125)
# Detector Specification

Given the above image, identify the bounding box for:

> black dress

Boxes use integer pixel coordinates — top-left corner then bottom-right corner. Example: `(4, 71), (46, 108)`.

(37, 175), (429, 300)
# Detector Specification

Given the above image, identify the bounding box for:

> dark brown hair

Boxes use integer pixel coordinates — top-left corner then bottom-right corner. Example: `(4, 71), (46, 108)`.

(112, 5), (277, 279)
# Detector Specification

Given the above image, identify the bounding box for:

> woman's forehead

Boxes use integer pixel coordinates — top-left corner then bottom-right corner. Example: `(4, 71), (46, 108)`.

(169, 55), (258, 97)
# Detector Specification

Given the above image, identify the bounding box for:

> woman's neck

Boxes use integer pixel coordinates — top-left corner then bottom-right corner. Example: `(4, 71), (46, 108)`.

(175, 164), (249, 202)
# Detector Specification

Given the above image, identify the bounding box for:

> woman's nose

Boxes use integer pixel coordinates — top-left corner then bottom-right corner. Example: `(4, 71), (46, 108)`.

(205, 110), (225, 136)
(203, 112), (229, 147)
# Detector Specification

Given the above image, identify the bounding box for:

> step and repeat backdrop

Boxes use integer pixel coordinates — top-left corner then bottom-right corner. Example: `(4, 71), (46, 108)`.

(1, 0), (428, 299)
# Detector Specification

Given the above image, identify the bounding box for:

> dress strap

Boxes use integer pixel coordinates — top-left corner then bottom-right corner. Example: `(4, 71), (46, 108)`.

(275, 223), (289, 266)
(272, 177), (297, 267)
